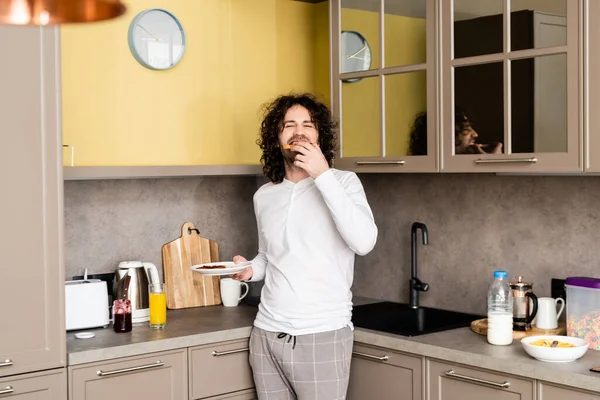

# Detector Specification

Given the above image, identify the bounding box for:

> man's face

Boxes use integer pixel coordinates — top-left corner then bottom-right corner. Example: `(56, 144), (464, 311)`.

(279, 105), (319, 152)
(456, 125), (478, 152)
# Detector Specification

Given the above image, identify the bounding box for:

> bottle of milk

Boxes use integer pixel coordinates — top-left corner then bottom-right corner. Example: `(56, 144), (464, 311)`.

(486, 270), (513, 345)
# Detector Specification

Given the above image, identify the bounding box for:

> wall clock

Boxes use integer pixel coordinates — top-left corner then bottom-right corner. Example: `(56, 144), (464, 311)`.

(128, 8), (186, 70)
(341, 30), (372, 82)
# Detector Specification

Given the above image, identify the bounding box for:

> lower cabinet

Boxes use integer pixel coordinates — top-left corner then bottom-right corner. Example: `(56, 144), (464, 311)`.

(189, 339), (255, 400)
(68, 349), (187, 400)
(538, 381), (600, 400)
(347, 343), (423, 400)
(427, 360), (534, 400)
(201, 389), (257, 400)
(0, 368), (66, 400)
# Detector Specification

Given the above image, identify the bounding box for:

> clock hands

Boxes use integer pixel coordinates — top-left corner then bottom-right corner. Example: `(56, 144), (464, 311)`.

(346, 45), (367, 59)
(137, 23), (162, 42)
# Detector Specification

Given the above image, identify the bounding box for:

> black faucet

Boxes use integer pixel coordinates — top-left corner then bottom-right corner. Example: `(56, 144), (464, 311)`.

(410, 222), (429, 309)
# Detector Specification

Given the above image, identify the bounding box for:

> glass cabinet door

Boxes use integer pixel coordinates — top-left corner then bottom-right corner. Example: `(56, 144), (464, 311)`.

(441, 0), (581, 172)
(331, 0), (437, 172)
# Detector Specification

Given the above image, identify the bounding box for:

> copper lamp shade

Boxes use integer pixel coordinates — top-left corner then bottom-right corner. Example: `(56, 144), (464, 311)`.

(0, 0), (126, 25)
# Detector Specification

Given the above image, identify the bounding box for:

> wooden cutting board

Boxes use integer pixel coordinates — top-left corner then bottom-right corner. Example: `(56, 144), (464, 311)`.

(471, 318), (566, 339)
(161, 222), (221, 309)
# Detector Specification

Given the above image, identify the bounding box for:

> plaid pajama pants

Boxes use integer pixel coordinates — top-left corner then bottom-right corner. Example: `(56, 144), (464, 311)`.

(249, 326), (354, 400)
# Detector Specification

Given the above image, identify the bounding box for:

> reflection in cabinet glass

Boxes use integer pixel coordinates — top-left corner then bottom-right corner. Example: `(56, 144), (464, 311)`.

(511, 1), (566, 51)
(341, 0), (380, 70)
(384, 0), (426, 67)
(454, 62), (504, 155)
(512, 53), (567, 153)
(385, 71), (427, 156)
(333, 0), (436, 172)
(341, 76), (380, 157)
(454, 0), (503, 58)
(341, 31), (372, 77)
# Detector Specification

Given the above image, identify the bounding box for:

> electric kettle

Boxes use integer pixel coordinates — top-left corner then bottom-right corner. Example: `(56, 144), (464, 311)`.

(113, 261), (161, 323)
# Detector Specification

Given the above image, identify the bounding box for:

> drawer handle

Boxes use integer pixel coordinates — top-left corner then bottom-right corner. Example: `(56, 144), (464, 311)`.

(474, 157), (537, 164)
(0, 386), (14, 395)
(0, 360), (13, 368)
(96, 360), (164, 377)
(352, 351), (389, 362)
(212, 348), (249, 357)
(356, 161), (405, 166)
(445, 370), (510, 389)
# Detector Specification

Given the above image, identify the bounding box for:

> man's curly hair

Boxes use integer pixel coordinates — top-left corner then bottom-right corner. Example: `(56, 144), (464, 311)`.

(257, 93), (337, 184)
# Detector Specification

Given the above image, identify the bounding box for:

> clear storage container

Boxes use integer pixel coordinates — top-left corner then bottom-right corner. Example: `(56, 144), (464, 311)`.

(565, 276), (600, 350)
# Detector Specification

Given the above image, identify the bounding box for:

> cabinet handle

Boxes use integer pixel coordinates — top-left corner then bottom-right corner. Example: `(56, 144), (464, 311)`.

(474, 157), (537, 164)
(0, 387), (14, 395)
(352, 351), (389, 362)
(356, 161), (405, 166)
(212, 348), (249, 357)
(0, 360), (13, 368)
(62, 144), (75, 167)
(445, 370), (510, 389)
(96, 360), (164, 377)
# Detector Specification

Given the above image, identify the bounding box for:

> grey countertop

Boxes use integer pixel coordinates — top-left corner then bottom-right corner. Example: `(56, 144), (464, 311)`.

(67, 303), (600, 393)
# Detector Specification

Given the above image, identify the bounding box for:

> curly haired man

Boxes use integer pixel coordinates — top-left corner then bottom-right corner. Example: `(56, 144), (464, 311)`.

(232, 93), (378, 400)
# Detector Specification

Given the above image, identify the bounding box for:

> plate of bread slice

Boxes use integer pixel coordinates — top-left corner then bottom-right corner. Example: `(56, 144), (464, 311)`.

(189, 261), (251, 276)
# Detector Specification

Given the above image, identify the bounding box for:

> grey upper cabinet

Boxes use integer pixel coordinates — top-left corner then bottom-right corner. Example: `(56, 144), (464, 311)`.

(347, 343), (423, 400)
(538, 381), (600, 400)
(585, 0), (600, 172)
(330, 0), (439, 173)
(440, 0), (582, 173)
(428, 359), (535, 400)
(0, 25), (65, 377)
(69, 350), (187, 400)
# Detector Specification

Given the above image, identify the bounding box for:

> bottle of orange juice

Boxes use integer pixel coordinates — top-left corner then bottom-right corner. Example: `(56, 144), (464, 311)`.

(149, 283), (167, 329)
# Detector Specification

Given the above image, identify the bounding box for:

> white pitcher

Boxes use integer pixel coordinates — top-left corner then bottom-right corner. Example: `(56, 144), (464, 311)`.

(535, 297), (565, 330)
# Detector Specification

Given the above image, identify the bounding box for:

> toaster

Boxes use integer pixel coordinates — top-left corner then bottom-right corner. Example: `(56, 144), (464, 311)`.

(65, 279), (110, 331)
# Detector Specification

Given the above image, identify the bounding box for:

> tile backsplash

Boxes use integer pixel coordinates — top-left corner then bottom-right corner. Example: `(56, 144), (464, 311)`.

(64, 177), (259, 281)
(353, 173), (600, 314)
(65, 173), (600, 315)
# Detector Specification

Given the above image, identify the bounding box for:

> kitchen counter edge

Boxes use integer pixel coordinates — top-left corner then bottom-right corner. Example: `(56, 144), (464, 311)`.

(66, 305), (600, 393)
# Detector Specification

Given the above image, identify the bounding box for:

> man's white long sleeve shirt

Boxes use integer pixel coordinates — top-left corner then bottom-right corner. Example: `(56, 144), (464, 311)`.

(250, 168), (378, 335)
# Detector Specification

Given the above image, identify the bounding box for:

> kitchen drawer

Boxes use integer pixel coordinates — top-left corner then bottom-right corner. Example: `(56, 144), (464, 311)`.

(348, 343), (423, 400)
(69, 349), (187, 400)
(0, 368), (66, 399)
(538, 381), (600, 400)
(428, 359), (534, 400)
(204, 388), (257, 399)
(189, 339), (254, 399)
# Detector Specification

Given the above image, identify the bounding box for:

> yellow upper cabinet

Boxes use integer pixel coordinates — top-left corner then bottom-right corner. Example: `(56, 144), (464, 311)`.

(332, 0), (438, 173)
(61, 0), (329, 167)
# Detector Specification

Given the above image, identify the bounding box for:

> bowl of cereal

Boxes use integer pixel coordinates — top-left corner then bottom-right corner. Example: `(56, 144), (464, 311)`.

(521, 335), (589, 363)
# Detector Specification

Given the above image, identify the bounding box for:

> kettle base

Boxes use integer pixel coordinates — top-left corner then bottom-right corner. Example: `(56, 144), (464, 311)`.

(132, 308), (150, 323)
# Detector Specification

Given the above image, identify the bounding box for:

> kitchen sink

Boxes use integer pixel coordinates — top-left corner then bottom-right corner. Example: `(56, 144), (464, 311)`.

(352, 301), (484, 337)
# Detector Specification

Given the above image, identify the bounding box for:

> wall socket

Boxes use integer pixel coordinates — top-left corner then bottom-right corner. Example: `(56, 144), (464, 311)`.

(551, 278), (567, 301)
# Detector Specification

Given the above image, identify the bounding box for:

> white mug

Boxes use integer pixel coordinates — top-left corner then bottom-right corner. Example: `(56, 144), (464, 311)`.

(220, 278), (249, 307)
(535, 297), (565, 330)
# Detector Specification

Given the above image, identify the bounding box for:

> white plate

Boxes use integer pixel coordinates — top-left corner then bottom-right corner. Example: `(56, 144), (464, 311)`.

(521, 335), (589, 363)
(189, 261), (251, 276)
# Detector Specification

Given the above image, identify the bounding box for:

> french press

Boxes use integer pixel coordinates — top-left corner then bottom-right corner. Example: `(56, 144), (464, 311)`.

(509, 276), (538, 331)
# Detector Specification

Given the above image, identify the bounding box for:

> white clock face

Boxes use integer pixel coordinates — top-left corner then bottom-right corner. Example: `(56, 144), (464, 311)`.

(341, 31), (372, 79)
(128, 9), (186, 70)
